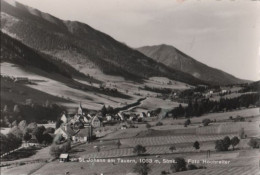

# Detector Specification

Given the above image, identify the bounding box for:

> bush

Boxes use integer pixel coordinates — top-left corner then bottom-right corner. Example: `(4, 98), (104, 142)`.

(187, 164), (198, 170)
(49, 140), (71, 158)
(215, 137), (231, 151)
(146, 123), (152, 129)
(202, 119), (211, 126)
(193, 141), (200, 150)
(155, 122), (163, 126)
(170, 157), (187, 172)
(133, 145), (146, 155)
(161, 170), (169, 175)
(248, 138), (260, 148)
(133, 162), (151, 175)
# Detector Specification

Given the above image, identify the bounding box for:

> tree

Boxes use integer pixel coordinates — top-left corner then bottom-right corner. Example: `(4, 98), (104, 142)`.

(49, 140), (71, 158)
(3, 105), (9, 113)
(230, 136), (240, 150)
(106, 106), (114, 114)
(13, 105), (20, 113)
(42, 133), (53, 145)
(169, 145), (176, 153)
(133, 145), (146, 155)
(32, 126), (46, 143)
(248, 138), (260, 149)
(18, 120), (27, 132)
(187, 164), (198, 170)
(23, 132), (32, 142)
(43, 127), (55, 135)
(146, 123), (151, 129)
(239, 128), (245, 139)
(193, 141), (200, 150)
(223, 136), (231, 150)
(9, 126), (23, 139)
(215, 137), (230, 151)
(202, 119), (211, 126)
(116, 139), (122, 149)
(185, 119), (191, 126)
(95, 146), (100, 152)
(170, 157), (187, 172)
(27, 122), (38, 132)
(133, 162), (151, 175)
(56, 120), (63, 129)
(101, 105), (107, 116)
(11, 120), (18, 127)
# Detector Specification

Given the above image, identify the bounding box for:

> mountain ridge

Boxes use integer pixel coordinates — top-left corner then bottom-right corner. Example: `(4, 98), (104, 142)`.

(137, 44), (248, 85)
(0, 0), (205, 85)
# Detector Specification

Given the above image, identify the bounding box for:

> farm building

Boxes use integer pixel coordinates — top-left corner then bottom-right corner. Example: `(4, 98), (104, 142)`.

(121, 125), (127, 129)
(54, 124), (76, 140)
(60, 114), (68, 123)
(59, 153), (69, 162)
(72, 126), (94, 143)
(22, 135), (40, 147)
(106, 115), (112, 121)
(14, 77), (29, 83)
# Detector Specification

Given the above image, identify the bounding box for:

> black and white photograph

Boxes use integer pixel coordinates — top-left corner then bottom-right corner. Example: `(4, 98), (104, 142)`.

(0, 0), (260, 174)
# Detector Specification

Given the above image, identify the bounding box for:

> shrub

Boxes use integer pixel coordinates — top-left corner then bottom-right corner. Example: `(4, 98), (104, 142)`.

(155, 122), (163, 126)
(133, 162), (151, 175)
(215, 137), (230, 151)
(170, 157), (187, 172)
(248, 138), (260, 148)
(133, 145), (146, 155)
(193, 141), (200, 150)
(202, 119), (211, 126)
(230, 136), (240, 150)
(146, 123), (152, 129)
(187, 164), (198, 170)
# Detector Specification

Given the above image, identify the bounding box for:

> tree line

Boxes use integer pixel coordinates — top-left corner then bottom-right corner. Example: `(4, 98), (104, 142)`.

(170, 93), (260, 118)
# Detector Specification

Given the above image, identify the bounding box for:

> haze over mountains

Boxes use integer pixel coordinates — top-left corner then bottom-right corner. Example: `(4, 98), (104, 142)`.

(137, 45), (247, 85)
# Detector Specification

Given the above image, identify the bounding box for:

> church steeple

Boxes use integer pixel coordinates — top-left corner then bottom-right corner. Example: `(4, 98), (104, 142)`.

(77, 102), (83, 115)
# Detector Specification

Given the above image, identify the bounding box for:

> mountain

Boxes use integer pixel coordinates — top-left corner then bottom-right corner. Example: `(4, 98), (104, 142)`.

(0, 0), (204, 85)
(137, 44), (247, 85)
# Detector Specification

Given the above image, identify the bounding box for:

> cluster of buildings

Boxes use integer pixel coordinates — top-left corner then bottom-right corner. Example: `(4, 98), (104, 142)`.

(54, 103), (156, 143)
(54, 104), (101, 143)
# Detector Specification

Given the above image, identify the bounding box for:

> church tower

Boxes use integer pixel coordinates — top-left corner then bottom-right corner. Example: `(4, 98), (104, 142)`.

(77, 102), (83, 115)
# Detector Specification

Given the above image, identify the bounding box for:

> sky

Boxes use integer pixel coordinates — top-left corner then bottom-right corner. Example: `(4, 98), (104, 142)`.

(13, 0), (260, 81)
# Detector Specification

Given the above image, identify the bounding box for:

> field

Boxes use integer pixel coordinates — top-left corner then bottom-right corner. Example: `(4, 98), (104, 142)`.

(2, 149), (259, 175)
(1, 66), (259, 175)
(1, 62), (188, 112)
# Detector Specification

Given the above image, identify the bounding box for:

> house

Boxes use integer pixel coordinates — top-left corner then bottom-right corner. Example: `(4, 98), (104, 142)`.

(140, 112), (147, 118)
(22, 135), (40, 147)
(54, 124), (76, 140)
(117, 112), (125, 121)
(60, 114), (68, 124)
(221, 89), (228, 93)
(72, 126), (94, 143)
(121, 125), (127, 130)
(14, 77), (29, 83)
(59, 153), (69, 162)
(83, 116), (91, 123)
(91, 116), (101, 128)
(106, 115), (112, 121)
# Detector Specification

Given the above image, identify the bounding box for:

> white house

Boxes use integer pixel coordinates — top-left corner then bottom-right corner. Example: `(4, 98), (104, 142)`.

(60, 114), (68, 124)
(106, 115), (112, 121)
